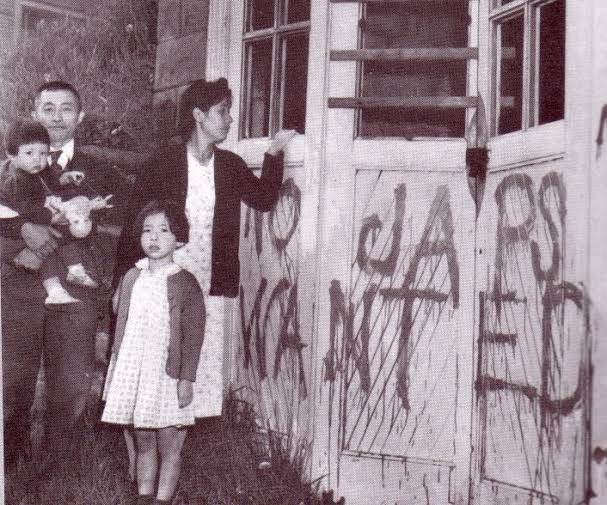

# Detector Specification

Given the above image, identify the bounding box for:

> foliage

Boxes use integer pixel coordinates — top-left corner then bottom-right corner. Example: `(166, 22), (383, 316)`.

(0, 0), (158, 153)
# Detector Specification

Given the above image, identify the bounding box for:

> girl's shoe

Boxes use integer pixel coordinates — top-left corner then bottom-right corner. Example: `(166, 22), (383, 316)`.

(136, 495), (155, 505)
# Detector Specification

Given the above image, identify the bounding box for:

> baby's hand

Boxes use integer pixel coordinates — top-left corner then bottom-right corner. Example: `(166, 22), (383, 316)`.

(177, 379), (194, 408)
(45, 195), (63, 212)
(14, 248), (42, 271)
(59, 171), (85, 186)
(90, 195), (114, 210)
(50, 210), (68, 225)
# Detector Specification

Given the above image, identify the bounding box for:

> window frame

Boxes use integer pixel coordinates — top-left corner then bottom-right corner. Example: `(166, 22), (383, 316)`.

(483, 0), (566, 169)
(16, 0), (86, 39)
(240, 0), (310, 140)
(354, 1), (473, 141)
(489, 0), (565, 136)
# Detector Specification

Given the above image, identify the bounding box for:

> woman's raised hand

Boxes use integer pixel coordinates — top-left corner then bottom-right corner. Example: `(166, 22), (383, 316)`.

(267, 129), (297, 156)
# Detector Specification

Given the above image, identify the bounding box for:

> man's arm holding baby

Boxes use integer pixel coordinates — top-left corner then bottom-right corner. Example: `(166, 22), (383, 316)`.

(0, 208), (61, 261)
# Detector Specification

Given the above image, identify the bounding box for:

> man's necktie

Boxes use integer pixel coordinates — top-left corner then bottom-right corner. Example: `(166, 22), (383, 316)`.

(48, 150), (63, 180)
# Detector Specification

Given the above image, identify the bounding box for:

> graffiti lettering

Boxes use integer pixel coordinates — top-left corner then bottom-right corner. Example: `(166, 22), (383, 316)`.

(240, 278), (268, 378)
(356, 184), (407, 276)
(353, 284), (375, 395)
(244, 178), (300, 257)
(530, 171), (566, 283)
(244, 206), (264, 257)
(325, 185), (459, 411)
(271, 281), (308, 399)
(479, 171), (584, 419)
(493, 173), (536, 318)
(324, 281), (374, 397)
(240, 276), (308, 397)
(269, 178), (301, 254)
(324, 280), (350, 383)
(382, 185), (459, 409)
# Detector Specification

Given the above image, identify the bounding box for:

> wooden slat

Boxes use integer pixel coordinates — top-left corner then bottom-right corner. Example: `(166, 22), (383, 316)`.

(328, 96), (479, 109)
(330, 47), (515, 62)
(327, 96), (516, 109)
(331, 48), (478, 61)
(331, 0), (463, 3)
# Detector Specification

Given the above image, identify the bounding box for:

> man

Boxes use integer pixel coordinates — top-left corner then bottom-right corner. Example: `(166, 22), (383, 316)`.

(34, 81), (118, 454)
(1, 81), (113, 465)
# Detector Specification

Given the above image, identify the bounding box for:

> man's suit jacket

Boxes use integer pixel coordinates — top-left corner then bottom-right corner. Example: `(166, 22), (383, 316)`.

(46, 147), (114, 199)
(114, 140), (284, 298)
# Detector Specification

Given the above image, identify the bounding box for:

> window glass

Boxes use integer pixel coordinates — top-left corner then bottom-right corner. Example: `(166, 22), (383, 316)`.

(281, 33), (309, 133)
(244, 39), (273, 138)
(537, 0), (565, 125)
(242, 0), (309, 138)
(286, 0), (310, 24)
(359, 3), (469, 138)
(491, 0), (565, 135)
(21, 6), (62, 33)
(496, 15), (524, 134)
(247, 0), (274, 31)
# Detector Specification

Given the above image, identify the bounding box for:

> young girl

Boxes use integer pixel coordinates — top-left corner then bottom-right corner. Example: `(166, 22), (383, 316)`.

(102, 200), (205, 505)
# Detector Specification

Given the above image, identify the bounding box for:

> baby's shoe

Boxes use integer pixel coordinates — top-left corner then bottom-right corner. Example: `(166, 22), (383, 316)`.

(45, 287), (80, 305)
(67, 264), (99, 288)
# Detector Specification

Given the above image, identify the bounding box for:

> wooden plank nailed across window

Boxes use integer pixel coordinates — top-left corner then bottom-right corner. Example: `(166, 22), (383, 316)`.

(331, 0), (463, 3)
(331, 48), (478, 61)
(328, 96), (516, 109)
(330, 48), (515, 62)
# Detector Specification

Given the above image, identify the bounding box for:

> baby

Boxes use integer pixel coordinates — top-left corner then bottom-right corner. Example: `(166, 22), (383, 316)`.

(0, 119), (111, 303)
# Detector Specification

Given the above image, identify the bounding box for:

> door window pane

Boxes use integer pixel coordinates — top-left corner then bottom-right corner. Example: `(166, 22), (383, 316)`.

(281, 33), (309, 133)
(244, 39), (273, 138)
(359, 3), (469, 138)
(496, 15), (523, 134)
(286, 0), (310, 24)
(247, 0), (274, 31)
(491, 0), (565, 135)
(537, 0), (565, 125)
(242, 0), (309, 138)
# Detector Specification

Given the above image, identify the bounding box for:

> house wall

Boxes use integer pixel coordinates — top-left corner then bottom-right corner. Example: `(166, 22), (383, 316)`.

(152, 0), (209, 139)
(589, 2), (607, 503)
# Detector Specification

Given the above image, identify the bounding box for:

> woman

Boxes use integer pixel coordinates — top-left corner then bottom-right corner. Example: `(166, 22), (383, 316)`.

(113, 78), (295, 500)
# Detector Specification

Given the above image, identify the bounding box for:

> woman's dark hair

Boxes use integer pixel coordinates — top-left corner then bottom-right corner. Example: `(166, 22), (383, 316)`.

(5, 119), (50, 155)
(132, 200), (189, 243)
(177, 78), (232, 139)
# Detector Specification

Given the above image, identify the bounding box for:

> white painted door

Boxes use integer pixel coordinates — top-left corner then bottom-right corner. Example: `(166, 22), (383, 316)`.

(317, 1), (592, 504)
(474, 161), (590, 505)
(316, 2), (479, 504)
(472, 1), (592, 503)
(328, 167), (474, 505)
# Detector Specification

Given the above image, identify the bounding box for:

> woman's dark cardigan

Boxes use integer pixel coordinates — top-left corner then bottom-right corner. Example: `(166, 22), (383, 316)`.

(114, 141), (284, 297)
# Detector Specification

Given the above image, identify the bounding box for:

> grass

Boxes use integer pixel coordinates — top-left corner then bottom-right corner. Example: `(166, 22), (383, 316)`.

(5, 389), (331, 505)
